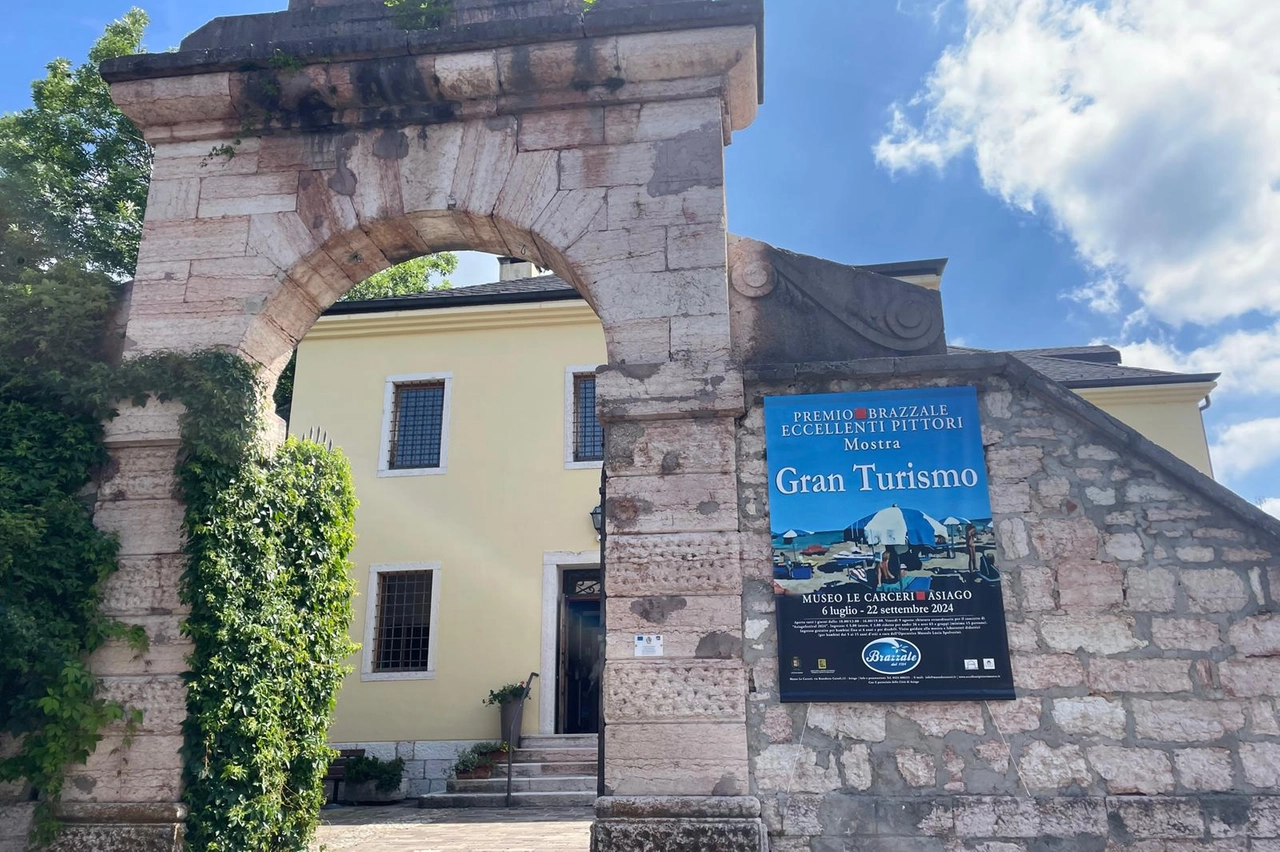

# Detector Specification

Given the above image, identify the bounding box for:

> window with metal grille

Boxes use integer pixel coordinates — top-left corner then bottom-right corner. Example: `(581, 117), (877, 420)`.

(572, 373), (604, 463)
(372, 570), (434, 672)
(388, 381), (445, 469)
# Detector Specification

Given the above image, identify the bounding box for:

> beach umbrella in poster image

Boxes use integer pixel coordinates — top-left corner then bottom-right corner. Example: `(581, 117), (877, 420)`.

(850, 505), (947, 547)
(941, 515), (969, 547)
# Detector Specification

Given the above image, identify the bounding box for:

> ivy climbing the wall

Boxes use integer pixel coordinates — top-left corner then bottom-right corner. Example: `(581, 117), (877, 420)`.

(1, 11), (359, 850)
(0, 262), (144, 847)
(121, 354), (359, 852)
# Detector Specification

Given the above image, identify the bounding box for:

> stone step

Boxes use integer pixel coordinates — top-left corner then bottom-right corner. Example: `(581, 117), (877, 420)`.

(493, 760), (598, 777)
(448, 775), (597, 794)
(511, 747), (598, 764)
(418, 791), (597, 809)
(519, 734), (599, 750)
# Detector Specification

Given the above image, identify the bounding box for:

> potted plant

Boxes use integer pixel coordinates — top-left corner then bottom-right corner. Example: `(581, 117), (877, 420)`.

(483, 681), (529, 743)
(340, 755), (407, 804)
(450, 747), (493, 781)
(474, 740), (509, 766)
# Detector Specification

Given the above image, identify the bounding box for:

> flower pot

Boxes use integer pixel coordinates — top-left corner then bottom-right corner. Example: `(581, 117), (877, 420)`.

(338, 778), (407, 804)
(499, 698), (523, 745)
(454, 765), (493, 781)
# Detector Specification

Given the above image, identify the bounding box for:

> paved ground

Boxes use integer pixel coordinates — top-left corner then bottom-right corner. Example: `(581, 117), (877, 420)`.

(310, 804), (592, 851)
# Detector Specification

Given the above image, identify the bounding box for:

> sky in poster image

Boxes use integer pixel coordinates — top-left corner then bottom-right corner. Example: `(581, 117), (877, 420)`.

(3, 0), (1278, 513)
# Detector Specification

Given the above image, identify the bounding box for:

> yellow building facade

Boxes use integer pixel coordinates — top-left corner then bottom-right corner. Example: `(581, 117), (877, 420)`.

(289, 266), (1218, 793)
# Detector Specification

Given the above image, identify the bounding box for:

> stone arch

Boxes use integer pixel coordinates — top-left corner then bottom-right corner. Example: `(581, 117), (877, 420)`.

(74, 3), (768, 850)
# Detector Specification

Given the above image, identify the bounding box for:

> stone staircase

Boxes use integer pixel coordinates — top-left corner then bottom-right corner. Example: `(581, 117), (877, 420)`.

(417, 733), (598, 809)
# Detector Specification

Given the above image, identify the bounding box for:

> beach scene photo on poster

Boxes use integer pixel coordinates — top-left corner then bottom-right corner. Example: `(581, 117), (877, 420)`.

(765, 387), (1000, 597)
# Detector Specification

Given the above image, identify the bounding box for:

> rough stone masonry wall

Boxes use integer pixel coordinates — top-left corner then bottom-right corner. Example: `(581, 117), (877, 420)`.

(737, 358), (1280, 851)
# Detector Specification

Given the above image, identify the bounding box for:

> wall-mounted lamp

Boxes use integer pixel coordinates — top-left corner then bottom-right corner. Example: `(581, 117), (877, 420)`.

(590, 504), (604, 534)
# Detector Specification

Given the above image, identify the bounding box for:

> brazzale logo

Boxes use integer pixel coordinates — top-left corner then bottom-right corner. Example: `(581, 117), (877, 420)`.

(861, 637), (921, 675)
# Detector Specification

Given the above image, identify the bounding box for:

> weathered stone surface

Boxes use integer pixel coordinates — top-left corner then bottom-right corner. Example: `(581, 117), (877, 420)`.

(1012, 654), (1085, 690)
(62, 735), (185, 804)
(591, 817), (765, 852)
(1039, 613), (1145, 654)
(1106, 532), (1145, 563)
(891, 703), (986, 737)
(1029, 517), (1100, 561)
(896, 749), (936, 787)
(1086, 746), (1174, 794)
(44, 821), (183, 852)
(805, 704), (887, 742)
(1219, 659), (1280, 698)
(753, 744), (842, 794)
(1175, 545), (1216, 563)
(1132, 700), (1245, 742)
(1018, 741), (1091, 791)
(606, 417), (736, 477)
(1052, 697), (1126, 740)
(608, 594), (742, 658)
(100, 447), (180, 506)
(1018, 566), (1056, 611)
(103, 399), (185, 447)
(1126, 567), (1179, 611)
(1173, 748), (1235, 792)
(607, 472), (738, 534)
(93, 498), (185, 557)
(1056, 561), (1124, 610)
(997, 518), (1030, 560)
(605, 661), (745, 723)
(1088, 660), (1193, 694)
(1241, 742), (1280, 788)
(987, 697), (1043, 734)
(1228, 615), (1280, 656)
(987, 445), (1044, 481)
(605, 533), (743, 597)
(606, 723), (747, 797)
(97, 676), (187, 735)
(1151, 618), (1222, 651)
(1181, 569), (1251, 613)
(136, 217), (251, 265)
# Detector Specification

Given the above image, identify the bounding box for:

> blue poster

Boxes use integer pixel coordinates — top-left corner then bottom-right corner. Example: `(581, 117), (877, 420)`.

(764, 386), (1015, 702)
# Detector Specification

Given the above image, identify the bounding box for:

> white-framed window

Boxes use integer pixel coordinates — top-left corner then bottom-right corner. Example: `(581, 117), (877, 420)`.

(362, 562), (441, 682)
(378, 372), (452, 477)
(564, 366), (604, 469)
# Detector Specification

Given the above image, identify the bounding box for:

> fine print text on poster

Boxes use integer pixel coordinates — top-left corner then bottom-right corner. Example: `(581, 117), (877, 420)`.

(765, 386), (1015, 703)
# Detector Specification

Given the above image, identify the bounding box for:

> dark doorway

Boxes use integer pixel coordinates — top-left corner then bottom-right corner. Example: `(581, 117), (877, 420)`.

(558, 568), (602, 735)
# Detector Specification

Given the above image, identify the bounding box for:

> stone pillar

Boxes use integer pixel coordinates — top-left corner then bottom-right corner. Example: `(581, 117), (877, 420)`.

(593, 390), (765, 848)
(63, 401), (190, 850)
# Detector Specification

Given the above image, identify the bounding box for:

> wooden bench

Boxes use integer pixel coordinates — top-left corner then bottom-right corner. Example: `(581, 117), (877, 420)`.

(323, 748), (365, 804)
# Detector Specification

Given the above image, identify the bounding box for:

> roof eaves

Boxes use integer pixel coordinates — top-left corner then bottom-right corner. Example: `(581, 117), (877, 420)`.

(1059, 373), (1221, 389)
(324, 286), (582, 315)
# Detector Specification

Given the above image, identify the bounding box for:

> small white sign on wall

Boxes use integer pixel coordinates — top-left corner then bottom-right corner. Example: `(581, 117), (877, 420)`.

(634, 634), (664, 657)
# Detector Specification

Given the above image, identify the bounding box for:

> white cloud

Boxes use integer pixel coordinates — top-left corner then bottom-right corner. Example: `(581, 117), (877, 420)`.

(1209, 417), (1280, 482)
(1067, 274), (1120, 315)
(877, 0), (1280, 325)
(1118, 323), (1280, 396)
(1259, 498), (1280, 519)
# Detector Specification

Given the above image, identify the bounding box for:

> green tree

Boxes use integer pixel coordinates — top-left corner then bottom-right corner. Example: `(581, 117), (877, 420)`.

(274, 254), (459, 413)
(0, 9), (151, 279)
(340, 253), (458, 302)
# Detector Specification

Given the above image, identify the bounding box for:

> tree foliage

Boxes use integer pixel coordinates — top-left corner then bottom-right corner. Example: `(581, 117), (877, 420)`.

(340, 253), (458, 302)
(0, 248), (141, 846)
(0, 9), (151, 278)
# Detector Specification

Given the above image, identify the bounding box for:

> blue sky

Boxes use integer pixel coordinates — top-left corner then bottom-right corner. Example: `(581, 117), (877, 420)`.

(765, 387), (992, 533)
(4, 0), (1278, 511)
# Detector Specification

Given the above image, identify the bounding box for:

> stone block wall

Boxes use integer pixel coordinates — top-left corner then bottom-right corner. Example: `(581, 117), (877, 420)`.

(329, 740), (483, 796)
(737, 356), (1280, 850)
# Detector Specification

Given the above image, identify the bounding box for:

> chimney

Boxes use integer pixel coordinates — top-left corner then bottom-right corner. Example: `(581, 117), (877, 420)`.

(497, 256), (541, 281)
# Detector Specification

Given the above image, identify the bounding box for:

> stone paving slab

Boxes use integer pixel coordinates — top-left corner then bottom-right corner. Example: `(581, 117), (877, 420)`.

(310, 803), (592, 851)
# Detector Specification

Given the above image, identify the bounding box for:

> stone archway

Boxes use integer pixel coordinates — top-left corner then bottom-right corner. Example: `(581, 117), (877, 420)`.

(79, 1), (767, 849)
